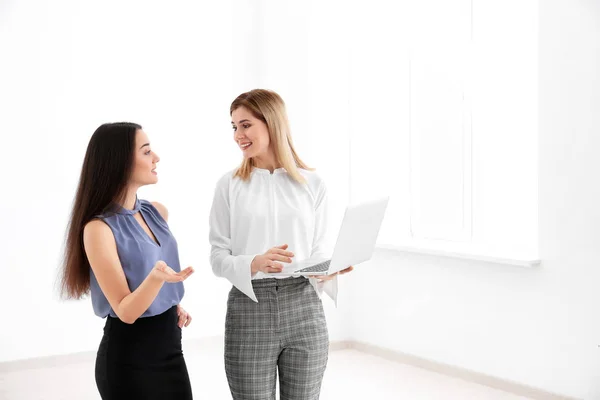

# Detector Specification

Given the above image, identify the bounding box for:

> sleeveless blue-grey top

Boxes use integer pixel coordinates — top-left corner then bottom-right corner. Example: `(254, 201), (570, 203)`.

(89, 198), (184, 318)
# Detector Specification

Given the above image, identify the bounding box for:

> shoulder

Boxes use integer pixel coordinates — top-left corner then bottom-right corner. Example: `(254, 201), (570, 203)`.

(83, 219), (115, 247)
(298, 169), (327, 196)
(214, 169), (238, 191)
(220, 169), (237, 184)
(149, 201), (169, 222)
(135, 199), (169, 222)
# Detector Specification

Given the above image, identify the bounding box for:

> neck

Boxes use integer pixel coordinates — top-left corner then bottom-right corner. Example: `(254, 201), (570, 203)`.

(253, 150), (281, 173)
(121, 186), (139, 210)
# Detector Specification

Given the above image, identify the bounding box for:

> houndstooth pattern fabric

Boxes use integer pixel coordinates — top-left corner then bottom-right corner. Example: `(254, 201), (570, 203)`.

(224, 276), (329, 400)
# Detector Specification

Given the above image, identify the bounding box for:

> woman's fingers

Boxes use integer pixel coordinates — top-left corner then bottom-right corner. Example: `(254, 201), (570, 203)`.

(310, 266), (354, 281)
(180, 267), (195, 278)
(264, 263), (283, 273)
(269, 254), (293, 263)
(181, 313), (189, 328)
(270, 248), (294, 258)
(316, 274), (334, 281)
(177, 305), (191, 328)
(268, 264), (283, 272)
(162, 267), (194, 283)
(175, 267), (194, 280)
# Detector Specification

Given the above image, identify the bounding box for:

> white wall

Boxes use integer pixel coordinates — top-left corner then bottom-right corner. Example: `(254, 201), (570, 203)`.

(344, 0), (600, 398)
(0, 0), (229, 362)
(2, 1), (598, 398)
(0, 0), (349, 364)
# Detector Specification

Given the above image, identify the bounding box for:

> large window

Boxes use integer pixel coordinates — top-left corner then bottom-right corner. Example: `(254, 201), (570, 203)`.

(346, 0), (538, 264)
(235, 0), (538, 264)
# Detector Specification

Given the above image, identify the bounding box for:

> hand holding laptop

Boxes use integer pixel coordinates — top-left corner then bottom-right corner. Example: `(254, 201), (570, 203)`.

(309, 266), (354, 281)
(269, 197), (390, 278)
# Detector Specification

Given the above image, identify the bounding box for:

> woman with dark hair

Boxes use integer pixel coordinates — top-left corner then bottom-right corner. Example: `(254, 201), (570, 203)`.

(60, 122), (195, 399)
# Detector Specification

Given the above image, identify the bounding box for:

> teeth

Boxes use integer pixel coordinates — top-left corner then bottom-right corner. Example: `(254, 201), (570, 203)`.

(241, 143), (252, 149)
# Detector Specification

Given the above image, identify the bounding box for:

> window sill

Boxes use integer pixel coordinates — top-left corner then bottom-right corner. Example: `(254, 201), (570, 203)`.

(376, 242), (540, 268)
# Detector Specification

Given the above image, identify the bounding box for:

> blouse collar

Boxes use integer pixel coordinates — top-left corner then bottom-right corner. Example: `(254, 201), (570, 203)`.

(115, 197), (141, 215)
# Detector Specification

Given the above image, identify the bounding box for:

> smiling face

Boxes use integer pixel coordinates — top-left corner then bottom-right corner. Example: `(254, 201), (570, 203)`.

(231, 106), (272, 160)
(129, 129), (160, 186)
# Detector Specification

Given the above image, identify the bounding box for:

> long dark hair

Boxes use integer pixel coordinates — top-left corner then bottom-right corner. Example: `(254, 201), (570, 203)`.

(60, 122), (141, 299)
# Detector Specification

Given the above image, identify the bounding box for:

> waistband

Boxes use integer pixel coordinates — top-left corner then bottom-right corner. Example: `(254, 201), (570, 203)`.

(251, 276), (308, 289)
(105, 305), (178, 328)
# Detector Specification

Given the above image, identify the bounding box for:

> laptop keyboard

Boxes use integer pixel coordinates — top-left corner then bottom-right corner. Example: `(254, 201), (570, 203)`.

(297, 260), (331, 273)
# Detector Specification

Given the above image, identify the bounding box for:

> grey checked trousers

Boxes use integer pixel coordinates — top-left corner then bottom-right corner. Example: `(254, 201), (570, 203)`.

(224, 276), (329, 400)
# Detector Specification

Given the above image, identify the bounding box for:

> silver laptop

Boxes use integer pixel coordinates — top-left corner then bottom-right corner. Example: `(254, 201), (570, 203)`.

(275, 197), (389, 277)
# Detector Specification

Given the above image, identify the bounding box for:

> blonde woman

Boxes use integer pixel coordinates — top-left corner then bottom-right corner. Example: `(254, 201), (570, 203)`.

(209, 89), (353, 399)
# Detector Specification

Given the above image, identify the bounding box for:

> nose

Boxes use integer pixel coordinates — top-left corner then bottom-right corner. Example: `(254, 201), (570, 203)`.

(154, 152), (160, 163)
(234, 127), (248, 142)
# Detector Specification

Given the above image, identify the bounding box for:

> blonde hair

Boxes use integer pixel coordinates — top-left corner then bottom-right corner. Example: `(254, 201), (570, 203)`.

(230, 89), (312, 183)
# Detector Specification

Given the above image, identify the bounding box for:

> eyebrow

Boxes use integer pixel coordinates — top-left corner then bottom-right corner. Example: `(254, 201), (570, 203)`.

(140, 143), (150, 149)
(231, 119), (250, 125)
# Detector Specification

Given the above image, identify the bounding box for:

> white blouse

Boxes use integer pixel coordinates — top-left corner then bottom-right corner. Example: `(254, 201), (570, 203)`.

(209, 167), (337, 304)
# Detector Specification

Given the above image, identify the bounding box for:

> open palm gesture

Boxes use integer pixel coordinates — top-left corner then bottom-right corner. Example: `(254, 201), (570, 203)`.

(151, 261), (194, 283)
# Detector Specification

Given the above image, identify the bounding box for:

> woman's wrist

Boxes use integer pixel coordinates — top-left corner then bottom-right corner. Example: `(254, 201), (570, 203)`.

(250, 256), (259, 276)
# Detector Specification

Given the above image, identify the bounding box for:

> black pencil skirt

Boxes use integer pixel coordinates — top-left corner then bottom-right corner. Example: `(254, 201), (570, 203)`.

(95, 305), (193, 399)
